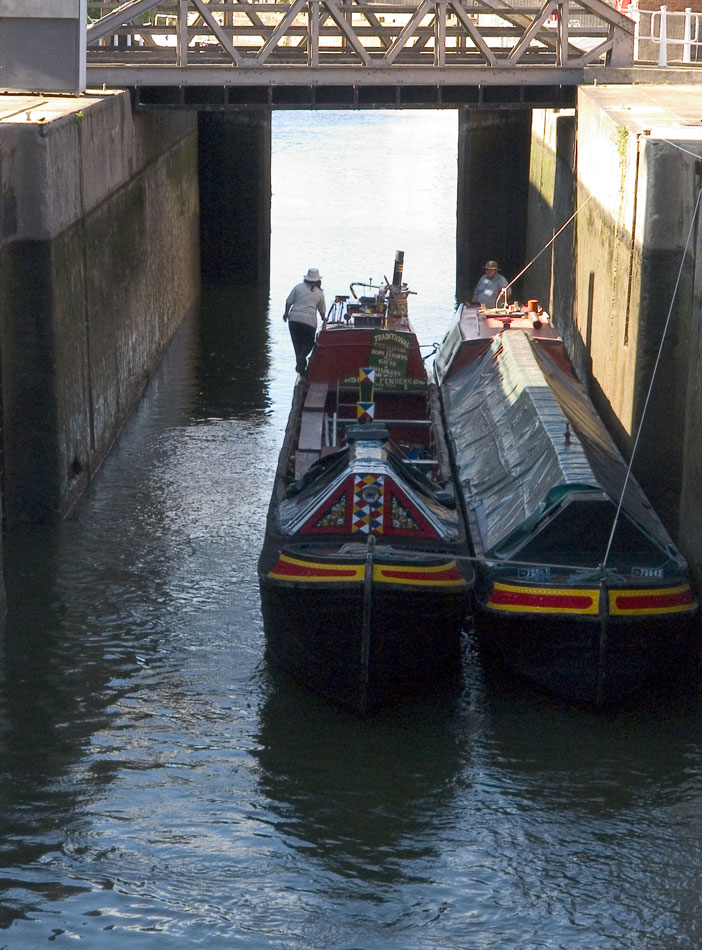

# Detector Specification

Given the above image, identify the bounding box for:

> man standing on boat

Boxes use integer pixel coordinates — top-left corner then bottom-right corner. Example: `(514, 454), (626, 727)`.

(283, 268), (326, 375)
(472, 260), (509, 309)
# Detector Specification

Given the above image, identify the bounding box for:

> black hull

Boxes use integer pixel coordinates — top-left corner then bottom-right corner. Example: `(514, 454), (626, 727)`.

(473, 602), (697, 706)
(260, 579), (467, 714)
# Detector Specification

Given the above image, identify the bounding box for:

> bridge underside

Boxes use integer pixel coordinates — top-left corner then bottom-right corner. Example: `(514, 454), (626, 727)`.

(128, 81), (577, 110)
(89, 66), (582, 111)
(83, 0), (634, 109)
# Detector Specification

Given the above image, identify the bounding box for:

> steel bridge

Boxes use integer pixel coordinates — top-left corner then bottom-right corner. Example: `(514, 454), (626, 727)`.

(85, 0), (635, 109)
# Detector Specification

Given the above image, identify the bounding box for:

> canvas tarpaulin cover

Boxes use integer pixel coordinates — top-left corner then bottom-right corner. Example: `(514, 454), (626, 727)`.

(441, 331), (681, 566)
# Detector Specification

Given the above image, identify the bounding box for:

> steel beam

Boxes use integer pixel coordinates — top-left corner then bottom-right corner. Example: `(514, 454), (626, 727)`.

(87, 63), (587, 85)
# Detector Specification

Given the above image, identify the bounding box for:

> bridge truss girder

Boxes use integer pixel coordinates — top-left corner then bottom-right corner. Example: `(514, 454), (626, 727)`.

(86, 0), (634, 78)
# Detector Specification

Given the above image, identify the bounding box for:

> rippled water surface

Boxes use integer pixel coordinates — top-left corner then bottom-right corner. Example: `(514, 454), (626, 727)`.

(1, 111), (701, 949)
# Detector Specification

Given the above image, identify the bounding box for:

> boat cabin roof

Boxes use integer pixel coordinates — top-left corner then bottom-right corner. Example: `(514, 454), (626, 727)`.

(442, 329), (682, 569)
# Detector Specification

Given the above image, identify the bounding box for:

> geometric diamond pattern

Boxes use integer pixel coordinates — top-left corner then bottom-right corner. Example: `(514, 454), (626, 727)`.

(351, 474), (384, 533)
(357, 367), (375, 422)
(356, 400), (376, 422)
(358, 366), (375, 400)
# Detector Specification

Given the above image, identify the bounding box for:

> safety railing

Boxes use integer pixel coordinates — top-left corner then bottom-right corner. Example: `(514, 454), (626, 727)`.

(627, 0), (702, 65)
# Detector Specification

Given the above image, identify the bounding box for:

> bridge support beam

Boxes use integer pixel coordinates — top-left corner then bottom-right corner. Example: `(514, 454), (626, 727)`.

(198, 112), (271, 287)
(456, 109), (532, 303)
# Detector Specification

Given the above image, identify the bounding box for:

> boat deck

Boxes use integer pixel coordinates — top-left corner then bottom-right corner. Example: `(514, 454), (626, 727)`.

(458, 302), (558, 342)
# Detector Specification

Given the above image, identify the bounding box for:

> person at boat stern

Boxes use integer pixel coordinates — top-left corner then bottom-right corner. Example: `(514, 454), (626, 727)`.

(283, 268), (326, 375)
(471, 260), (509, 309)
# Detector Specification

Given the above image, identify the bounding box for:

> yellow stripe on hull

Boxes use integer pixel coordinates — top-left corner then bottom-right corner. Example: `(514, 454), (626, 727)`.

(373, 561), (467, 587)
(609, 584), (697, 616)
(268, 554), (365, 583)
(267, 554), (467, 588)
(487, 581), (697, 618)
(487, 582), (599, 615)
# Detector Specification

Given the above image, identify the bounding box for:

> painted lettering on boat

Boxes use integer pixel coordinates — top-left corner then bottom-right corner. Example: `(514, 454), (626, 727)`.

(368, 330), (412, 383)
(517, 567), (551, 581)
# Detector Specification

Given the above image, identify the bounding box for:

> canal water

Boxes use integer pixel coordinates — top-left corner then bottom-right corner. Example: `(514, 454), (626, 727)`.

(1, 111), (701, 949)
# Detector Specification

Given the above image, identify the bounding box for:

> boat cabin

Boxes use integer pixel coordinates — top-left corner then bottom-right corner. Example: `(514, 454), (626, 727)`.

(292, 292), (437, 484)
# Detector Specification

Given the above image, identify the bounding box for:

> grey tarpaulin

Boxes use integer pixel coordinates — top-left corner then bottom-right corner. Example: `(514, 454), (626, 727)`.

(441, 330), (685, 571)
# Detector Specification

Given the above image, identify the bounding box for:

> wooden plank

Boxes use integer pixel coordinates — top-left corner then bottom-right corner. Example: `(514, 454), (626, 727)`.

(304, 381), (329, 411)
(299, 410), (325, 450)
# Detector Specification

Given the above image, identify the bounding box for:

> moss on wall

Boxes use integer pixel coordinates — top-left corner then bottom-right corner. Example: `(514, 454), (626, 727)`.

(571, 90), (699, 550)
(0, 105), (200, 524)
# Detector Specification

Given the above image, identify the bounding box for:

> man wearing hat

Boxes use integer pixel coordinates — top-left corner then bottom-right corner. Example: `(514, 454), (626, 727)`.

(284, 267), (326, 375)
(471, 260), (509, 309)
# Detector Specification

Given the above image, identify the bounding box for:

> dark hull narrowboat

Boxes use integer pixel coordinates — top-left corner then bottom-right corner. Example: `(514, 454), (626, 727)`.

(435, 301), (697, 706)
(259, 254), (473, 714)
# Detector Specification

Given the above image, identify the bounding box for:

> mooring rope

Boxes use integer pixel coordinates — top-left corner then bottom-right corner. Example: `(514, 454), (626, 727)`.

(350, 543), (604, 574)
(500, 194), (594, 299)
(660, 139), (702, 160)
(601, 185), (702, 569)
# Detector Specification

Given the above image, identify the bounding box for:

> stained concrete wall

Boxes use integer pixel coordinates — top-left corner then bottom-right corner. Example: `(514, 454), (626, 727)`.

(198, 112), (271, 288)
(526, 109), (576, 320)
(528, 87), (702, 586)
(456, 110), (532, 303)
(0, 91), (200, 525)
(573, 88), (699, 542)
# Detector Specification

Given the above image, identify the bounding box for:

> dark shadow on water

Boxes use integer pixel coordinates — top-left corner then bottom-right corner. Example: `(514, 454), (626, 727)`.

(253, 654), (478, 885)
(465, 624), (702, 817)
(194, 282), (272, 420)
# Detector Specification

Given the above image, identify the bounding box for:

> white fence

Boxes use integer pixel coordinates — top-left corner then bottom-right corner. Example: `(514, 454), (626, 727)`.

(628, 0), (702, 65)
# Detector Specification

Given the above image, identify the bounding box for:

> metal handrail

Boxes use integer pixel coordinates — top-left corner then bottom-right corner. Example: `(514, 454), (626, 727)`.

(629, 0), (701, 65)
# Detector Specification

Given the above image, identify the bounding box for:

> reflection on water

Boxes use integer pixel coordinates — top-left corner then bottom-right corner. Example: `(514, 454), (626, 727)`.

(195, 284), (271, 420)
(254, 667), (472, 885)
(0, 111), (701, 949)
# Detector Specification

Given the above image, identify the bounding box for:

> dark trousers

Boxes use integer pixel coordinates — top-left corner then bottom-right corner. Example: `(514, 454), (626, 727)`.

(288, 320), (316, 373)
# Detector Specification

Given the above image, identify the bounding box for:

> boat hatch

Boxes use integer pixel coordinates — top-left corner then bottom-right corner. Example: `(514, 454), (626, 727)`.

(492, 495), (676, 572)
(346, 423), (389, 443)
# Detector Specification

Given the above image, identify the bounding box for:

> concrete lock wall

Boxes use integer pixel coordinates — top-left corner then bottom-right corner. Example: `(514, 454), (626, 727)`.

(528, 89), (702, 586)
(0, 91), (200, 526)
(574, 89), (697, 546)
(198, 112), (271, 288)
(456, 109), (532, 303)
(526, 108), (576, 321)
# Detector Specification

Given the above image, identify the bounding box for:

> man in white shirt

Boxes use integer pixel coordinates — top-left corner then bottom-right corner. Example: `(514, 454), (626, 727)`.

(284, 268), (326, 375)
(472, 260), (509, 309)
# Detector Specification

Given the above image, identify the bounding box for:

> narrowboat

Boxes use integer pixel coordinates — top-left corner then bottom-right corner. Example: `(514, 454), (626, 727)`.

(434, 300), (697, 705)
(259, 254), (474, 714)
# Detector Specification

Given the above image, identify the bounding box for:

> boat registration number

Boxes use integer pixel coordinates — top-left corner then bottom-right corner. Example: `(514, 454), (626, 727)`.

(517, 567), (551, 580)
(632, 567), (664, 578)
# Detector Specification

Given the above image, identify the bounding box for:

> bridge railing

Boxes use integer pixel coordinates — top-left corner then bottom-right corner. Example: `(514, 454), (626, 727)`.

(86, 0), (634, 69)
(628, 1), (702, 65)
